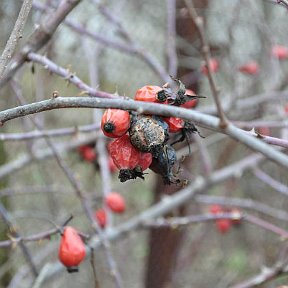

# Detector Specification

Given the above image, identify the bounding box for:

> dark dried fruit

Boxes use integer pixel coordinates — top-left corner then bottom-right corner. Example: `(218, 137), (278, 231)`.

(129, 115), (169, 157)
(149, 144), (178, 184)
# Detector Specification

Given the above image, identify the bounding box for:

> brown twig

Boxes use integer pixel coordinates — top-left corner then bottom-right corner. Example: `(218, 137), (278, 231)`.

(184, 0), (228, 128)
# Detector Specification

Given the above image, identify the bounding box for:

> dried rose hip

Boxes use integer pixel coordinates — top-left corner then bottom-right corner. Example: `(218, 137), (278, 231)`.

(105, 192), (126, 213)
(58, 226), (86, 273)
(101, 109), (130, 138)
(134, 85), (167, 103)
(164, 117), (185, 133)
(108, 135), (152, 182)
(149, 144), (178, 185)
(180, 89), (198, 109)
(129, 115), (169, 157)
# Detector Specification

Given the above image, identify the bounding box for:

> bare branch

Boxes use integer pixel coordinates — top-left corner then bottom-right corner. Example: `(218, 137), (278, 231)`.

(0, 0), (82, 87)
(0, 96), (288, 169)
(0, 0), (32, 78)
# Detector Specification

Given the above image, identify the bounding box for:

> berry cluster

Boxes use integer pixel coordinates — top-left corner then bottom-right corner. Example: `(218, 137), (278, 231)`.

(101, 79), (203, 184)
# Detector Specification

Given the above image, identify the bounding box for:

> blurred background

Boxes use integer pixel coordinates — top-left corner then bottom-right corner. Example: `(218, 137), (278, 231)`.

(0, 0), (288, 287)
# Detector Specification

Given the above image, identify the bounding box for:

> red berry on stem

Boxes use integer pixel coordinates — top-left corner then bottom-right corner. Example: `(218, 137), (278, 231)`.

(101, 109), (130, 138)
(272, 45), (288, 60)
(201, 58), (219, 75)
(94, 209), (107, 228)
(238, 61), (259, 75)
(105, 192), (126, 213)
(134, 85), (167, 104)
(58, 226), (86, 273)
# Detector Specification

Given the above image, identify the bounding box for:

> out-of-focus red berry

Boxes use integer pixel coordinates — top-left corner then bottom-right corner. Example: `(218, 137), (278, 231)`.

(78, 145), (96, 162)
(101, 109), (130, 138)
(164, 117), (185, 133)
(209, 204), (223, 215)
(134, 85), (167, 104)
(284, 104), (288, 114)
(238, 61), (259, 75)
(58, 226), (86, 273)
(216, 219), (231, 234)
(105, 192), (126, 213)
(272, 45), (288, 60)
(94, 209), (107, 228)
(181, 89), (198, 108)
(201, 58), (219, 75)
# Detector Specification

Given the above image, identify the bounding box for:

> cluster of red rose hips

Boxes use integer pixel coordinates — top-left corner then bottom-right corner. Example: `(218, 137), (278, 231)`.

(58, 192), (126, 272)
(101, 79), (202, 184)
(209, 205), (241, 234)
(201, 45), (288, 76)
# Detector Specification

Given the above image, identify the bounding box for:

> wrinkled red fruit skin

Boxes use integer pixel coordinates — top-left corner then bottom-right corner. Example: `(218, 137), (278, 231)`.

(101, 109), (130, 138)
(95, 209), (107, 228)
(105, 192), (126, 213)
(164, 117), (185, 133)
(58, 227), (86, 272)
(108, 135), (152, 171)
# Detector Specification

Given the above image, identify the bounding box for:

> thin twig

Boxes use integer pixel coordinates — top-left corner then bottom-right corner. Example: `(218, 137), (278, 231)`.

(0, 97), (288, 169)
(166, 0), (178, 76)
(184, 0), (228, 128)
(0, 0), (82, 87)
(0, 0), (32, 78)
(0, 123), (99, 141)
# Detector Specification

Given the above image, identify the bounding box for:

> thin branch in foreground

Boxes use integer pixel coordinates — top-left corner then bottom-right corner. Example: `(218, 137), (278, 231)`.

(184, 0), (228, 128)
(0, 0), (33, 78)
(0, 0), (81, 87)
(0, 96), (288, 170)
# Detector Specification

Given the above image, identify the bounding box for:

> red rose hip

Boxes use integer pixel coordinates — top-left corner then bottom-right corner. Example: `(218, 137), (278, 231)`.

(101, 109), (130, 138)
(58, 226), (86, 273)
(105, 192), (126, 213)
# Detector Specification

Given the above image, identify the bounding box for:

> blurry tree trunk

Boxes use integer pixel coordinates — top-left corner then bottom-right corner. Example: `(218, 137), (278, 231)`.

(144, 1), (208, 287)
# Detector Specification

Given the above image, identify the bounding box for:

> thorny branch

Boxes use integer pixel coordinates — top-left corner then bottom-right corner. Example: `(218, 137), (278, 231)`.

(0, 0), (82, 87)
(0, 96), (288, 169)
